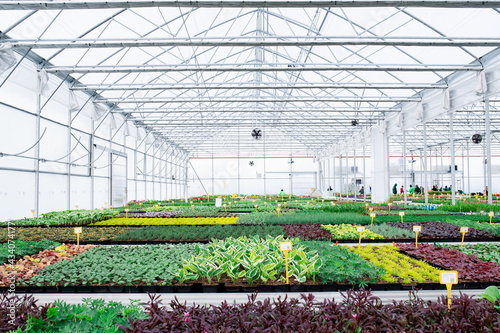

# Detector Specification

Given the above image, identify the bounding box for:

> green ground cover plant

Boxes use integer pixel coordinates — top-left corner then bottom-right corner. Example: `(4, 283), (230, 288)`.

(322, 224), (384, 240)
(446, 219), (500, 236)
(1, 209), (118, 227)
(25, 244), (198, 287)
(437, 202), (500, 213)
(0, 240), (61, 264)
(444, 243), (500, 264)
(349, 245), (440, 284)
(0, 227), (133, 242)
(182, 236), (320, 285)
(114, 225), (285, 241)
(300, 241), (383, 285)
(366, 225), (413, 239)
(262, 211), (371, 225)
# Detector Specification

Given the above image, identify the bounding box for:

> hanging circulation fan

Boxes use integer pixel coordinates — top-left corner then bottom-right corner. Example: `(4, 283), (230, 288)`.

(251, 128), (262, 140)
(471, 134), (482, 144)
(249, 161), (255, 167)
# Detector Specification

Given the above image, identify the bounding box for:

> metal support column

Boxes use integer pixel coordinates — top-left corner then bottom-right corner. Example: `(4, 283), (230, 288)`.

(339, 154), (343, 198)
(403, 130), (407, 204)
(363, 146), (366, 201)
(211, 154), (214, 196)
(440, 145), (444, 189)
(35, 88), (41, 217)
(353, 149), (357, 199)
(423, 123), (428, 204)
(485, 98), (493, 204)
(90, 121), (95, 209)
(333, 155), (336, 196)
(66, 110), (71, 210)
(345, 152), (349, 198)
(467, 140), (471, 194)
(450, 112), (456, 205)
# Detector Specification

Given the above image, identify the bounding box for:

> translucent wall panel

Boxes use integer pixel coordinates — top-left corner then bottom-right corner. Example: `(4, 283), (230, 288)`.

(0, 170), (35, 220)
(39, 173), (67, 215)
(70, 176), (91, 210)
(0, 104), (36, 170)
(93, 177), (109, 209)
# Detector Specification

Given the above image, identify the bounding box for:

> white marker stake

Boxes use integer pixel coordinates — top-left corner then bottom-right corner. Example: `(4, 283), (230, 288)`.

(357, 226), (365, 249)
(280, 242), (293, 284)
(413, 225), (421, 248)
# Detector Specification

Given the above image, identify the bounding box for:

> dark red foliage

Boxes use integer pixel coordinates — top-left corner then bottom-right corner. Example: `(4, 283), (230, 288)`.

(119, 290), (500, 333)
(0, 292), (43, 332)
(282, 223), (332, 240)
(388, 221), (495, 239)
(398, 243), (500, 282)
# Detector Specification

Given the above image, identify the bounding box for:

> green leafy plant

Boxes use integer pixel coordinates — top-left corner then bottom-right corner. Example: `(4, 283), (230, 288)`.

(479, 285), (500, 310)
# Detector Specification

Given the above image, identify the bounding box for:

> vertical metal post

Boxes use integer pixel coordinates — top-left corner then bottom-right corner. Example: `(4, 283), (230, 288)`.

(327, 158), (331, 194)
(143, 146), (147, 200)
(403, 129), (407, 204)
(423, 122), (428, 204)
(263, 127), (267, 195)
(34, 87), (41, 217)
(211, 154), (214, 195)
(90, 121), (95, 209)
(333, 155), (336, 196)
(152, 145), (156, 200)
(109, 125), (113, 205)
(185, 159), (189, 201)
(353, 149), (357, 199)
(440, 145), (444, 189)
(345, 151), (349, 198)
(485, 98), (493, 204)
(289, 155), (293, 195)
(67, 110), (71, 210)
(467, 140), (471, 194)
(362, 146), (366, 201)
(450, 112), (456, 205)
(339, 154), (343, 197)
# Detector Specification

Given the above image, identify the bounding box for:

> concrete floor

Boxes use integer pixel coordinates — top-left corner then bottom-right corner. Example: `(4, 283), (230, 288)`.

(31, 289), (484, 306)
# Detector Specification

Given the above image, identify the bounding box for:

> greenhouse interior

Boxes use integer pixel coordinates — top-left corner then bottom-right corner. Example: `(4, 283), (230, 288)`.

(2, 1), (500, 331)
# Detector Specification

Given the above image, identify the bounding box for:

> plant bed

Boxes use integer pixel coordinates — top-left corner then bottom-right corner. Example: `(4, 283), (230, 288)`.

(282, 223), (332, 240)
(387, 221), (496, 239)
(398, 243), (500, 283)
(91, 217), (238, 226)
(349, 245), (440, 285)
(446, 243), (500, 264)
(322, 224), (384, 240)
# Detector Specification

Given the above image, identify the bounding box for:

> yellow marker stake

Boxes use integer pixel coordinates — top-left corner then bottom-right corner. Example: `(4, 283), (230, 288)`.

(150, 200), (152, 207)
(460, 227), (468, 248)
(370, 213), (376, 226)
(254, 205), (257, 213)
(357, 226), (365, 249)
(31, 209), (35, 218)
(172, 201), (174, 208)
(489, 211), (494, 224)
(264, 202), (267, 206)
(125, 209), (129, 218)
(331, 202), (335, 207)
(399, 211), (405, 223)
(277, 208), (280, 217)
(75, 205), (79, 210)
(110, 205), (114, 210)
(379, 201), (382, 206)
(413, 225), (421, 248)
(322, 199), (324, 204)
(365, 203), (369, 209)
(229, 202), (232, 208)
(191, 205), (195, 212)
(289, 195), (291, 200)
(155, 204), (159, 212)
(139, 202), (142, 209)
(296, 200), (298, 206)
(388, 203), (392, 211)
(440, 271), (458, 310)
(280, 242), (292, 284)
(284, 202), (287, 208)
(224, 204), (227, 213)
(74, 227), (82, 247)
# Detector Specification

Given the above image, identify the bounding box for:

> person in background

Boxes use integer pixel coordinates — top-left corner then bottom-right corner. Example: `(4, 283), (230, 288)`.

(485, 186), (488, 196)
(392, 183), (398, 195)
(408, 185), (414, 195)
(327, 185), (333, 191)
(279, 189), (286, 196)
(359, 186), (364, 195)
(432, 185), (438, 191)
(415, 185), (421, 194)
(400, 185), (404, 194)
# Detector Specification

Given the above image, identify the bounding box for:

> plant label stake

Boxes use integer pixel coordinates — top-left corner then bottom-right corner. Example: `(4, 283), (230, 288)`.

(331, 202), (335, 206)
(365, 203), (369, 209)
(489, 211), (494, 224)
(74, 227), (82, 247)
(125, 209), (129, 218)
(224, 204), (227, 213)
(277, 208), (280, 217)
(399, 211), (405, 223)
(284, 202), (287, 208)
(75, 205), (79, 210)
(388, 203), (392, 211)
(155, 204), (159, 212)
(413, 226), (421, 248)
(139, 202), (142, 209)
(289, 195), (291, 200)
(254, 204), (257, 213)
(295, 200), (298, 206)
(370, 213), (376, 226)
(31, 209), (35, 218)
(480, 210), (484, 216)
(280, 241), (293, 284)
(379, 201), (381, 206)
(440, 271), (458, 310)
(460, 227), (468, 248)
(357, 226), (365, 248)
(264, 202), (267, 206)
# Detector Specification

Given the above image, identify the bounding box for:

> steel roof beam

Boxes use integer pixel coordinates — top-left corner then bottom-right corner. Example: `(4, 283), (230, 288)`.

(45, 63), (481, 73)
(10, 36), (500, 48)
(100, 97), (420, 103)
(75, 82), (447, 90)
(2, 1), (500, 10)
(116, 107), (401, 112)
